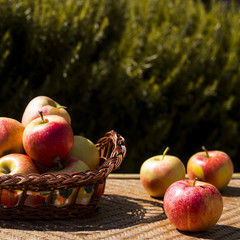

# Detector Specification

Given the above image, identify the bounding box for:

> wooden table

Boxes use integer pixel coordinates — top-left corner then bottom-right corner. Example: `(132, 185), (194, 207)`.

(0, 174), (239, 239)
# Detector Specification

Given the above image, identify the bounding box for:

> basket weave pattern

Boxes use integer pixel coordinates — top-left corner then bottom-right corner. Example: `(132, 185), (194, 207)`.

(0, 130), (126, 220)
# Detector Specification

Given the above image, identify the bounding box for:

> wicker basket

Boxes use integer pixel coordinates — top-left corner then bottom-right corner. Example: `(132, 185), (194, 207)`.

(0, 130), (126, 220)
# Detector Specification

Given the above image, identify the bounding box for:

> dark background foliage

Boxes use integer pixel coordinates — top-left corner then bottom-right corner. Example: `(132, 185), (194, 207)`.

(0, 0), (239, 173)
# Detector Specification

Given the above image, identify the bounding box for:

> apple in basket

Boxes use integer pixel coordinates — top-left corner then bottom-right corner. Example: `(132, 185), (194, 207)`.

(0, 154), (39, 207)
(187, 146), (234, 190)
(21, 96), (71, 127)
(140, 147), (186, 197)
(163, 178), (223, 232)
(47, 156), (90, 174)
(0, 153), (39, 175)
(69, 135), (100, 169)
(0, 189), (20, 207)
(23, 112), (74, 168)
(0, 117), (25, 157)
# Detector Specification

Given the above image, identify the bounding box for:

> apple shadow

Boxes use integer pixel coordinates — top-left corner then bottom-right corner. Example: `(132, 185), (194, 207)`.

(220, 185), (240, 197)
(178, 224), (240, 239)
(0, 194), (166, 232)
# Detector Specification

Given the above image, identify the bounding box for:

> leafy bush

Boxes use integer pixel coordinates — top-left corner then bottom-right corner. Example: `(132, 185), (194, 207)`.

(0, 0), (240, 172)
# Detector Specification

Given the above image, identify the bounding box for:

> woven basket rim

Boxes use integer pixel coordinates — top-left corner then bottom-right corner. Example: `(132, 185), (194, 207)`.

(0, 130), (126, 191)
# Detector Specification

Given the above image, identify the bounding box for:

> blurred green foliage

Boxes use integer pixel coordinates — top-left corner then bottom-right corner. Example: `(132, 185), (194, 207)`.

(0, 0), (240, 173)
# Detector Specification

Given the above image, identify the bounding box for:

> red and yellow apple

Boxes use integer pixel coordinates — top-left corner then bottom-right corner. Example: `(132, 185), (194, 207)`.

(21, 96), (71, 127)
(163, 178), (223, 232)
(140, 147), (186, 197)
(69, 135), (100, 169)
(0, 118), (25, 157)
(22, 112), (74, 168)
(47, 156), (90, 174)
(187, 146), (234, 190)
(0, 153), (39, 175)
(24, 191), (47, 207)
(0, 189), (20, 207)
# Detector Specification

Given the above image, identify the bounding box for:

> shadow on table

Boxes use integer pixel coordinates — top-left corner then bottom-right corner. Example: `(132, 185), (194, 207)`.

(179, 224), (240, 239)
(0, 194), (166, 232)
(221, 185), (240, 197)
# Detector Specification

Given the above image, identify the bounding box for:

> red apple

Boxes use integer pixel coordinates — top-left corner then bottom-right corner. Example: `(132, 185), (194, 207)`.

(0, 118), (25, 157)
(22, 112), (74, 168)
(24, 192), (47, 207)
(187, 146), (234, 190)
(0, 153), (39, 175)
(163, 178), (223, 232)
(140, 147), (186, 197)
(21, 96), (71, 127)
(95, 182), (105, 200)
(0, 189), (20, 207)
(47, 156), (90, 174)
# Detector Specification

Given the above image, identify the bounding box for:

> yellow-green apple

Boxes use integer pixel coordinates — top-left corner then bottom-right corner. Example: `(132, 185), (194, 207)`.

(0, 153), (39, 175)
(21, 96), (71, 127)
(47, 156), (90, 174)
(187, 146), (234, 190)
(163, 178), (223, 232)
(140, 147), (186, 197)
(0, 118), (25, 157)
(22, 112), (74, 168)
(69, 135), (100, 169)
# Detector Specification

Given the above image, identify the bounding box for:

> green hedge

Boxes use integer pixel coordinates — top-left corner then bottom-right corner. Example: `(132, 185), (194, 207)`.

(0, 0), (240, 173)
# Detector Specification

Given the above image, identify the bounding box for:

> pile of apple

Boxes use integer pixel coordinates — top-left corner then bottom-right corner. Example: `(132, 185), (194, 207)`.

(140, 146), (234, 232)
(0, 96), (100, 177)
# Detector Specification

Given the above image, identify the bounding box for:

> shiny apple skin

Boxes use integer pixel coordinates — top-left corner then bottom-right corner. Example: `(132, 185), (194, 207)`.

(140, 155), (186, 197)
(0, 153), (39, 175)
(187, 150), (234, 190)
(23, 115), (74, 168)
(0, 118), (25, 157)
(21, 96), (71, 127)
(69, 135), (100, 169)
(163, 179), (223, 232)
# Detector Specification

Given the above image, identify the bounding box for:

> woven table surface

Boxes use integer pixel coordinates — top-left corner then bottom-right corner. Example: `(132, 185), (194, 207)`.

(0, 174), (240, 240)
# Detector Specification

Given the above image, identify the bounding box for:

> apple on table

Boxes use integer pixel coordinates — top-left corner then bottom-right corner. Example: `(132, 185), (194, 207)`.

(23, 111), (74, 168)
(0, 117), (25, 157)
(21, 96), (71, 127)
(69, 135), (100, 170)
(140, 147), (186, 198)
(163, 178), (223, 232)
(187, 146), (234, 190)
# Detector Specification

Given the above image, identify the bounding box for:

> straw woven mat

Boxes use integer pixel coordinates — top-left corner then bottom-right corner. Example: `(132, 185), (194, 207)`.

(0, 175), (240, 240)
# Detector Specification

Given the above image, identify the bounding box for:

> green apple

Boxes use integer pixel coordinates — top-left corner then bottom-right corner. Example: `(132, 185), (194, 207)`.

(69, 135), (100, 169)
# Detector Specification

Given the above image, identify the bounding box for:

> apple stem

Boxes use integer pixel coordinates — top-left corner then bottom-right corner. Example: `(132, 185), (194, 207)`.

(202, 146), (210, 158)
(57, 105), (67, 109)
(53, 156), (64, 170)
(38, 111), (48, 123)
(56, 161), (64, 170)
(162, 147), (170, 161)
(193, 177), (199, 186)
